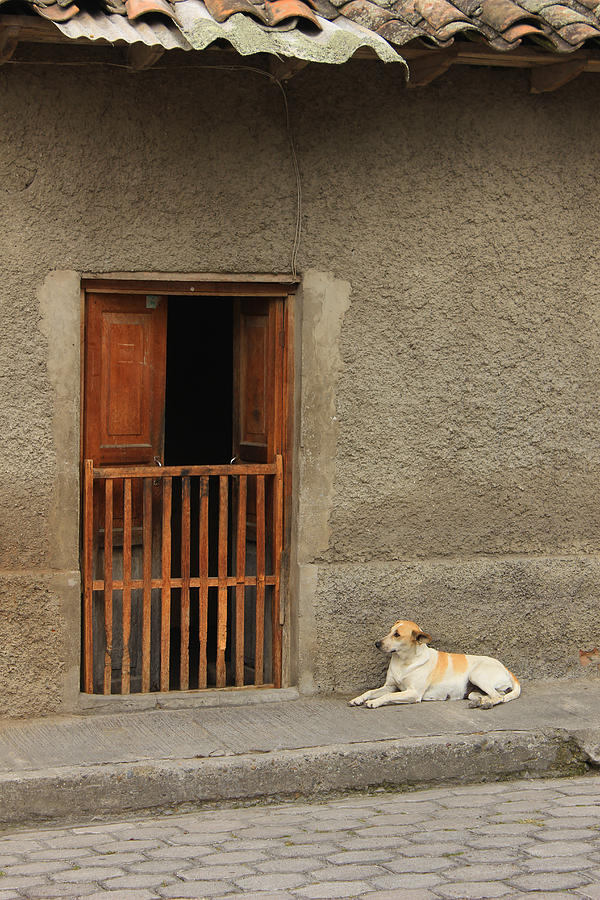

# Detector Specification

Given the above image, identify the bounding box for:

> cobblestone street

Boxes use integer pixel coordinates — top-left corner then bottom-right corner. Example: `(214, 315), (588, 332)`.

(0, 774), (600, 900)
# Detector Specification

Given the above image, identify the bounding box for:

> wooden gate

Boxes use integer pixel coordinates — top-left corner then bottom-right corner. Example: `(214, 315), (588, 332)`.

(82, 457), (283, 694)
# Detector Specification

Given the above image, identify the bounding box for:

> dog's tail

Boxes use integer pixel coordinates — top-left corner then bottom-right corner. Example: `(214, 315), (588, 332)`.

(502, 670), (521, 703)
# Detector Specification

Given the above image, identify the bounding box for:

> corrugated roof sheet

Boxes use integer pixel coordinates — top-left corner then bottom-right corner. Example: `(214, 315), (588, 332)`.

(53, 0), (403, 60)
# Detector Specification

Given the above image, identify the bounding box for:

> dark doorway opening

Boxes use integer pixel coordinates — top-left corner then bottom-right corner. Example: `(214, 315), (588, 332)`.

(164, 297), (234, 466)
(164, 297), (236, 688)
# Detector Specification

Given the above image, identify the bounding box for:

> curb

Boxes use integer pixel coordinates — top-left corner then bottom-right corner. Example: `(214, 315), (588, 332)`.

(0, 729), (590, 828)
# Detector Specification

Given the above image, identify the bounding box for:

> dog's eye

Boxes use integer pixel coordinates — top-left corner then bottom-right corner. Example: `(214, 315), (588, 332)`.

(394, 631), (400, 637)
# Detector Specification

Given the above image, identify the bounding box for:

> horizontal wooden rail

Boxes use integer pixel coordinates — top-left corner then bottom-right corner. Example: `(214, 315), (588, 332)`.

(94, 463), (277, 478)
(91, 576), (277, 591)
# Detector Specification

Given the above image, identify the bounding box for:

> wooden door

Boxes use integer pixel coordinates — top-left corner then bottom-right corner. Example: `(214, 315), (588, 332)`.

(232, 298), (284, 464)
(84, 293), (167, 529)
(84, 293), (167, 469)
(232, 298), (285, 684)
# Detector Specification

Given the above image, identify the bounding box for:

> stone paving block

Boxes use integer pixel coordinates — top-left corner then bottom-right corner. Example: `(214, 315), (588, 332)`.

(542, 816), (600, 829)
(511, 872), (593, 890)
(72, 822), (139, 834)
(308, 864), (388, 882)
(157, 880), (234, 897)
(86, 891), (161, 900)
(1, 860), (69, 876)
(359, 813), (432, 827)
(445, 863), (520, 881)
(89, 840), (165, 854)
(510, 894), (576, 900)
(462, 849), (520, 863)
(295, 881), (372, 898)
(24, 882), (102, 897)
(83, 852), (149, 866)
(547, 806), (600, 817)
(535, 827), (599, 841)
(553, 794), (600, 805)
(477, 824), (540, 835)
(398, 841), (466, 856)
(256, 857), (325, 873)
(371, 872), (444, 890)
(0, 875), (48, 890)
(334, 836), (409, 851)
(324, 849), (398, 864)
(360, 891), (439, 900)
(523, 854), (596, 872)
(212, 893), (295, 900)
(525, 839), (591, 857)
(178, 864), (255, 880)
(102, 874), (179, 889)
(183, 850), (267, 866)
(383, 855), (457, 873)
(409, 829), (479, 844)
(213, 838), (278, 852)
(436, 881), (515, 898)
(130, 860), (195, 875)
(0, 841), (43, 853)
(27, 847), (94, 861)
(579, 886), (600, 899)
(45, 834), (113, 849)
(51, 866), (126, 882)
(233, 873), (306, 891)
(146, 844), (215, 860)
(465, 835), (537, 850)
(283, 832), (355, 846)
(272, 843), (341, 858)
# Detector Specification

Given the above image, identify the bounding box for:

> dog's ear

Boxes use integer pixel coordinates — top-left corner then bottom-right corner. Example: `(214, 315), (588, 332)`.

(414, 630), (431, 644)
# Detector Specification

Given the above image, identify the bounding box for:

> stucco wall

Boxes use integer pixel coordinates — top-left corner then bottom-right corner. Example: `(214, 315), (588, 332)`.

(1, 55), (599, 715)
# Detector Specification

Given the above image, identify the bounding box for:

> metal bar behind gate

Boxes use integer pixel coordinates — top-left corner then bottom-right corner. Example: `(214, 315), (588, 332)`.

(82, 459), (283, 695)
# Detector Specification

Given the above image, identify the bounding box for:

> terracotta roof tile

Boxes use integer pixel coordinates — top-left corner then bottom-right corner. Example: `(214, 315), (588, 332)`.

(3, 0), (600, 60)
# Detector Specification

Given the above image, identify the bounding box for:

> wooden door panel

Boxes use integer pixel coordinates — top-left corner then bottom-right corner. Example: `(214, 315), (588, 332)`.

(233, 298), (280, 464)
(84, 293), (167, 529)
(85, 294), (167, 468)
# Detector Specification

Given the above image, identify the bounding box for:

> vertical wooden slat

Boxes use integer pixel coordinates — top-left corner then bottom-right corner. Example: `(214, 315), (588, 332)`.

(180, 476), (191, 690)
(198, 475), (209, 689)
(103, 478), (114, 694)
(235, 475), (247, 687)
(255, 475), (265, 686)
(121, 478), (132, 694)
(142, 477), (152, 693)
(216, 475), (229, 688)
(272, 455), (284, 688)
(160, 476), (172, 692)
(82, 460), (94, 693)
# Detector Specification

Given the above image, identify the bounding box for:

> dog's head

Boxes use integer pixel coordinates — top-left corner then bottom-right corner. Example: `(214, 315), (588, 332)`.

(375, 620), (431, 655)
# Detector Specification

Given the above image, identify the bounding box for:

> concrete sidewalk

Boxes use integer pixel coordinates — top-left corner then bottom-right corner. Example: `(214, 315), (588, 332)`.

(1, 680), (600, 828)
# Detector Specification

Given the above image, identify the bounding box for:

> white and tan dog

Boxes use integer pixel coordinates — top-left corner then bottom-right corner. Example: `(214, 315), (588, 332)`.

(350, 620), (520, 710)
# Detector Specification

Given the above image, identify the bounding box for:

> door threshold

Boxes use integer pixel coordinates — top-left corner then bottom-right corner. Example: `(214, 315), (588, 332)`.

(77, 686), (299, 716)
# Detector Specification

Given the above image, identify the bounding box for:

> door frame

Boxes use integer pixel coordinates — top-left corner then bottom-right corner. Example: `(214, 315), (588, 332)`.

(80, 275), (297, 691)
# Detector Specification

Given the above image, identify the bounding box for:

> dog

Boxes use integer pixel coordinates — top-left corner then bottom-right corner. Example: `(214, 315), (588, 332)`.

(349, 619), (520, 710)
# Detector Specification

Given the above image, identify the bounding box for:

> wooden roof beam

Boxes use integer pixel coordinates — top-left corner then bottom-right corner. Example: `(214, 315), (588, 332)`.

(0, 24), (20, 64)
(406, 49), (456, 87)
(530, 55), (587, 92)
(126, 42), (165, 70)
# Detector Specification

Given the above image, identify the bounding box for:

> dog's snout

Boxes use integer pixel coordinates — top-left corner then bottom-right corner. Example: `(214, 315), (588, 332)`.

(375, 640), (382, 649)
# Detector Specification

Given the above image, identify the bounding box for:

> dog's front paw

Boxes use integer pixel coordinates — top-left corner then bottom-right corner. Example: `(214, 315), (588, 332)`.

(348, 696), (365, 706)
(365, 698), (382, 708)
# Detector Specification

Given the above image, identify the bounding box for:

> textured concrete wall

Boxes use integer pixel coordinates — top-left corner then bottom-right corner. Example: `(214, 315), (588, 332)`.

(1, 56), (599, 715)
